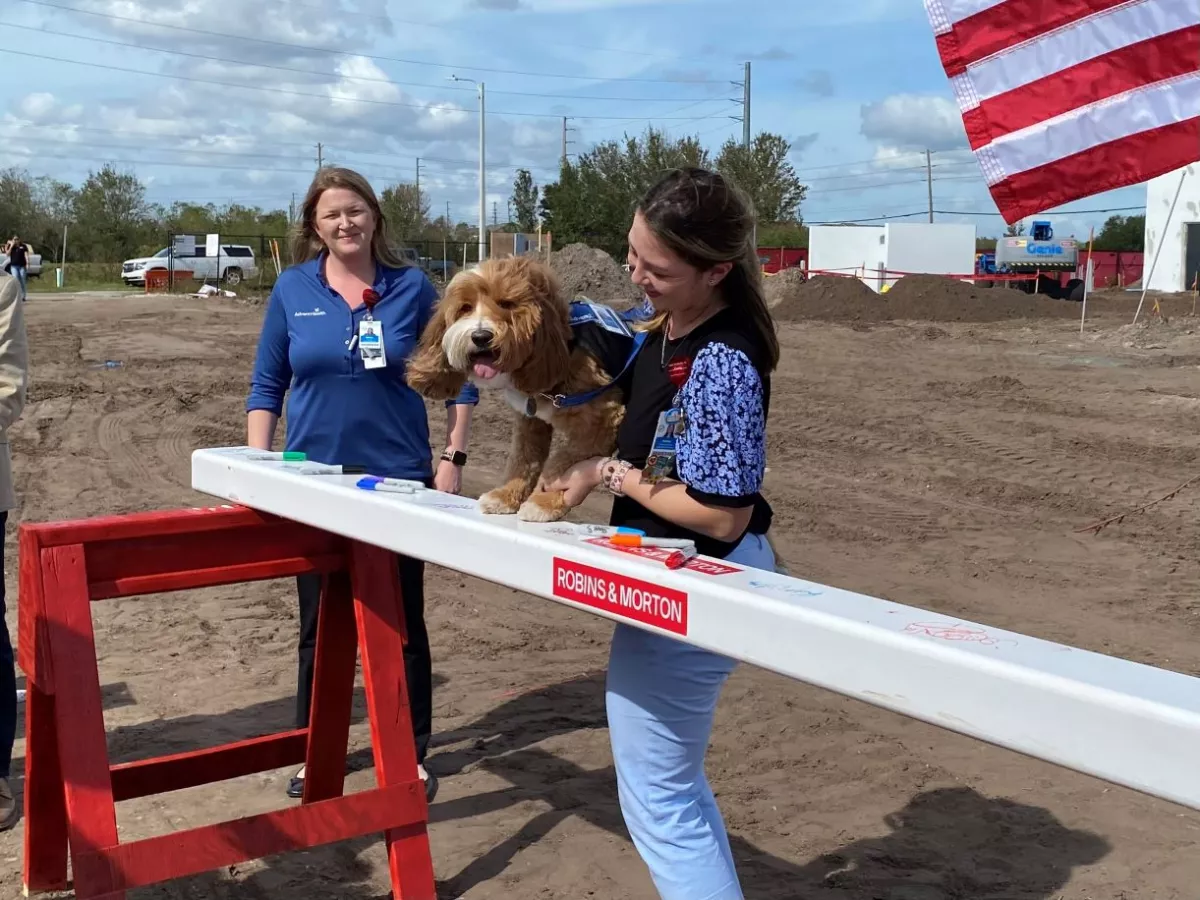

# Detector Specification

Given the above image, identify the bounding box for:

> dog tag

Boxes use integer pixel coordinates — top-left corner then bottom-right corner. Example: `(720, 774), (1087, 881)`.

(642, 407), (684, 484)
(358, 319), (387, 369)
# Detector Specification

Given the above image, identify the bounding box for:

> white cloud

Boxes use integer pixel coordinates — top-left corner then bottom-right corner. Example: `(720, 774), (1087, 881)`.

(860, 94), (967, 153)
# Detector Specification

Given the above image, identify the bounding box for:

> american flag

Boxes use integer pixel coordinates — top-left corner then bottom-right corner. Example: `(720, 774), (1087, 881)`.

(923, 0), (1200, 223)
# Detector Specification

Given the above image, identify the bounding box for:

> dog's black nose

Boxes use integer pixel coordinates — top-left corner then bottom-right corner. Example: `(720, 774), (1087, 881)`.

(470, 328), (494, 348)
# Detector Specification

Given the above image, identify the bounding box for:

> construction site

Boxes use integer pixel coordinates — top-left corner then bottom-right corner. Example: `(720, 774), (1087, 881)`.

(2, 241), (1197, 899)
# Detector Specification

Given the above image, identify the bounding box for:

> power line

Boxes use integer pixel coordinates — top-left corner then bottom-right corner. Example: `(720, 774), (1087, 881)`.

(1, 22), (714, 104)
(16, 0), (728, 85)
(807, 211), (929, 224)
(0, 148), (555, 182)
(265, 0), (688, 61)
(1, 121), (558, 170)
(0, 47), (726, 121)
(0, 130), (556, 173)
(932, 205), (1146, 216)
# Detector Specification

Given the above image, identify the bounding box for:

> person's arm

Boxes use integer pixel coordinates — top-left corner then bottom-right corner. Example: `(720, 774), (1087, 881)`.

(0, 276), (28, 433)
(550, 343), (767, 542)
(245, 285), (292, 450)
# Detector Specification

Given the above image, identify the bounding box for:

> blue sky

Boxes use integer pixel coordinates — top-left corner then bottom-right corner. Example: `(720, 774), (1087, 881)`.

(0, 0), (1149, 241)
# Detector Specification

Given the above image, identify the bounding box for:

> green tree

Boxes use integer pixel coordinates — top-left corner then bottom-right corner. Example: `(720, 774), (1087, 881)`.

(379, 183), (430, 243)
(756, 222), (809, 248)
(540, 127), (711, 257)
(0, 168), (38, 246)
(511, 169), (540, 232)
(1092, 214), (1145, 251)
(715, 133), (807, 223)
(71, 165), (154, 261)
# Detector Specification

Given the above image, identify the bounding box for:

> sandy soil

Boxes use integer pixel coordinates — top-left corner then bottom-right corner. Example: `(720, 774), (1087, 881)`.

(3, 284), (1200, 899)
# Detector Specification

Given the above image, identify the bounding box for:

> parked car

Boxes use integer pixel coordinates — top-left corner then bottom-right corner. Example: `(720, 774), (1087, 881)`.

(122, 244), (258, 286)
(1, 243), (42, 278)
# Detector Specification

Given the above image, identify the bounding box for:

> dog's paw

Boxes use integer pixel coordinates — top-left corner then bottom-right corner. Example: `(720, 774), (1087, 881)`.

(517, 493), (568, 523)
(478, 489), (522, 516)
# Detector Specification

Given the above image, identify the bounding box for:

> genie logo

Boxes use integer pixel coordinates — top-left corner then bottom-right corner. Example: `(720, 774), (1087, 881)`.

(1026, 243), (1064, 256)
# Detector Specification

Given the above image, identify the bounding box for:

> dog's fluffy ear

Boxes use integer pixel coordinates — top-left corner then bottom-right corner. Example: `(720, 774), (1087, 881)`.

(510, 259), (572, 394)
(406, 294), (468, 401)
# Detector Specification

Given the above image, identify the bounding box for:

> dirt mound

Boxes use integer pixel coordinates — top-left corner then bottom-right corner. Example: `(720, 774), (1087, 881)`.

(548, 243), (642, 307)
(772, 273), (1079, 323)
(772, 275), (886, 322)
(764, 268), (810, 308)
(883, 274), (1076, 322)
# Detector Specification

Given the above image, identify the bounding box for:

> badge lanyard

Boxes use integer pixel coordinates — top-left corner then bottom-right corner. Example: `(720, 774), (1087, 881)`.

(358, 288), (387, 370)
(642, 339), (693, 484)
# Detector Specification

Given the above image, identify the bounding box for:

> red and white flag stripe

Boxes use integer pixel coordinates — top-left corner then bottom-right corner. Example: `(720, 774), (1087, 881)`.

(924, 0), (1200, 222)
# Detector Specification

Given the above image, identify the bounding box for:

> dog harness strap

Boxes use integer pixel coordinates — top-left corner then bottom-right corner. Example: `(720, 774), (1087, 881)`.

(549, 330), (648, 409)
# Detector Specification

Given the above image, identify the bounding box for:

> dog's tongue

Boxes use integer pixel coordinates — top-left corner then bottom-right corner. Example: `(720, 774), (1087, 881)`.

(472, 361), (500, 380)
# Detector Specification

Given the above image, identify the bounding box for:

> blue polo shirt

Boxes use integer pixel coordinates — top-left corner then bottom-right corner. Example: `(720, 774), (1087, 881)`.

(246, 256), (478, 481)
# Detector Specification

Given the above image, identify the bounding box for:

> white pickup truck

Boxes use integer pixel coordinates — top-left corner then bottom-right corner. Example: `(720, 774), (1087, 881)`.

(1, 243), (42, 279)
(122, 244), (258, 286)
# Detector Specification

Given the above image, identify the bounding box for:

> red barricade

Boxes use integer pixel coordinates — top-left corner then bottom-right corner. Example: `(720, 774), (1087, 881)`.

(18, 505), (435, 899)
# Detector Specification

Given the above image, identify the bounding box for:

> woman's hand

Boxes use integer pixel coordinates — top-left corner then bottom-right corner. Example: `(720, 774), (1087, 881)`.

(434, 458), (462, 494)
(543, 457), (606, 508)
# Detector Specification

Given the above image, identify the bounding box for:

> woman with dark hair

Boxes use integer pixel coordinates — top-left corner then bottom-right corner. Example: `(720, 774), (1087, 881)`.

(246, 167), (478, 802)
(547, 167), (778, 899)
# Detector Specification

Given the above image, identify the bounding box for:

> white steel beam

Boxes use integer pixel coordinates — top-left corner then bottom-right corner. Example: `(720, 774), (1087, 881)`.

(192, 448), (1200, 811)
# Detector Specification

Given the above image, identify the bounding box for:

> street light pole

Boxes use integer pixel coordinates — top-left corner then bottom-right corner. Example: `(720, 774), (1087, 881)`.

(451, 74), (487, 266)
(478, 81), (486, 265)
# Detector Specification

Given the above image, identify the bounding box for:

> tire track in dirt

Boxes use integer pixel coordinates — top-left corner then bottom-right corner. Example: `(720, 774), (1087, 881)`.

(96, 403), (183, 498)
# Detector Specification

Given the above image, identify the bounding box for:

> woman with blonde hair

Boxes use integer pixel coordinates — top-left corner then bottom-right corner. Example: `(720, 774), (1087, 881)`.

(246, 167), (477, 802)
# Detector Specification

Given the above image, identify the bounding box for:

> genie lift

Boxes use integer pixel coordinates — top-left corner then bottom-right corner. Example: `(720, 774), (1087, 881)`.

(986, 220), (1084, 300)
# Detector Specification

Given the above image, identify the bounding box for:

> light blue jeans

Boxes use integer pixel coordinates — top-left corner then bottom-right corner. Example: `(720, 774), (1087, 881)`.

(9, 267), (26, 301)
(606, 532), (776, 900)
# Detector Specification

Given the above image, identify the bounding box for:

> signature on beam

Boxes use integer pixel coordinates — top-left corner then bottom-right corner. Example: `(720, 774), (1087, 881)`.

(904, 621), (1017, 648)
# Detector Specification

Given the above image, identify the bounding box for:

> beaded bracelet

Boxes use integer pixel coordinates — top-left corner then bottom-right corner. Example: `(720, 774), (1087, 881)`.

(600, 458), (633, 496)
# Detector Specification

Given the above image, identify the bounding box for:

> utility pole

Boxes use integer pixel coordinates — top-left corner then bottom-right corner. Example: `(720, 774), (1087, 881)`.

(316, 143), (323, 170)
(416, 157), (424, 199)
(742, 61), (751, 149)
(925, 149), (934, 223)
(731, 62), (751, 148)
(561, 116), (576, 166)
(493, 201), (498, 227)
(451, 73), (487, 264)
(731, 62), (755, 256)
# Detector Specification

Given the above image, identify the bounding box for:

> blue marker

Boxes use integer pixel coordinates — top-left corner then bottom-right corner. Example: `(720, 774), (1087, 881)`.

(356, 476), (424, 494)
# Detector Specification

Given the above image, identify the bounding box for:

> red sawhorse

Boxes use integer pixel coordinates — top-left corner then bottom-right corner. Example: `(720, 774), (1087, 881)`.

(18, 505), (436, 899)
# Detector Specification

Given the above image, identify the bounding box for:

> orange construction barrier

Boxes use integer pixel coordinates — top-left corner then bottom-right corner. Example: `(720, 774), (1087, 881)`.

(143, 269), (170, 293)
(19, 505), (435, 899)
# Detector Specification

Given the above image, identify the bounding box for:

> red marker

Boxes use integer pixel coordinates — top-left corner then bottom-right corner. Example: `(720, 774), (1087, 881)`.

(664, 546), (698, 570)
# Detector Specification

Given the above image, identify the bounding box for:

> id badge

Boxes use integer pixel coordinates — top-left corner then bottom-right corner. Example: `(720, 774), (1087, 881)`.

(358, 319), (387, 369)
(642, 407), (685, 484)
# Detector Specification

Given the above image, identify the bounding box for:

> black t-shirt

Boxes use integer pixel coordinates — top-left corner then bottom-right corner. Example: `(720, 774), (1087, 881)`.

(7, 244), (26, 267)
(609, 307), (773, 559)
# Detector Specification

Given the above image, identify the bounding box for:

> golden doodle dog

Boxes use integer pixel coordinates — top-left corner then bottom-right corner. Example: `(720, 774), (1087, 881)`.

(406, 255), (637, 522)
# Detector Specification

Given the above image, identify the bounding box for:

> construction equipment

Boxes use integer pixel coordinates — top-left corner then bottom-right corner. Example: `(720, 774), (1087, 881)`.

(988, 220), (1085, 300)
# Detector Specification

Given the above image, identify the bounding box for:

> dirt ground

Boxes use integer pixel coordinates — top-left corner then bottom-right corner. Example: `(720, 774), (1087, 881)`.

(3, 276), (1200, 899)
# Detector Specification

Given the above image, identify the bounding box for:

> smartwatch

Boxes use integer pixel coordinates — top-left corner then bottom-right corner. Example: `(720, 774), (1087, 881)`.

(440, 449), (467, 467)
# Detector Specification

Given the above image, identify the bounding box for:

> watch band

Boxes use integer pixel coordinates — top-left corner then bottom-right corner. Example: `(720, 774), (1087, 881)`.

(441, 449), (467, 467)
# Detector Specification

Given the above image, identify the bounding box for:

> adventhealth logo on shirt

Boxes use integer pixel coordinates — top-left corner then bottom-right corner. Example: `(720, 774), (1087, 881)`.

(294, 307), (326, 317)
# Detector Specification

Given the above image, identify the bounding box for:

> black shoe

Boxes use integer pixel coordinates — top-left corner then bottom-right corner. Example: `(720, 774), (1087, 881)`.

(0, 778), (16, 831)
(286, 767), (305, 799)
(287, 767), (437, 802)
